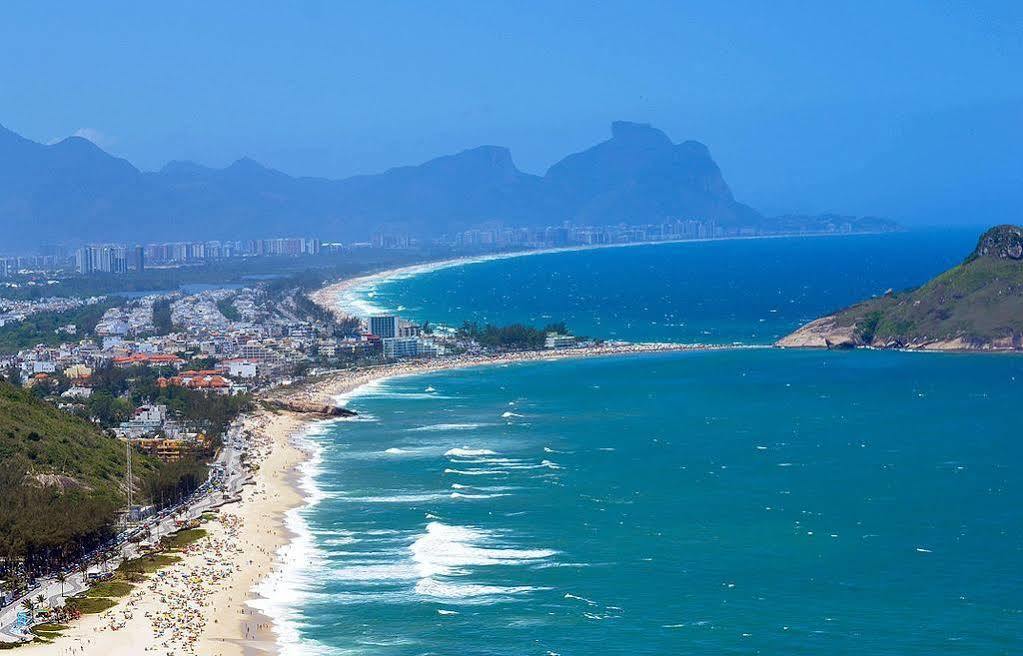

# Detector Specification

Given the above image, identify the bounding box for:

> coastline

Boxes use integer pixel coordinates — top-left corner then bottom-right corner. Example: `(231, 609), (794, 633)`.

(309, 231), (880, 319)
(22, 347), (733, 656)
(22, 239), (766, 655)
(23, 232), (864, 655)
(272, 343), (757, 410)
(777, 315), (1023, 353)
(21, 410), (312, 656)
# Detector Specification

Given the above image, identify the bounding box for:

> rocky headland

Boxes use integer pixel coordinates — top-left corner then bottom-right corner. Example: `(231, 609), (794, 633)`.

(778, 225), (1023, 352)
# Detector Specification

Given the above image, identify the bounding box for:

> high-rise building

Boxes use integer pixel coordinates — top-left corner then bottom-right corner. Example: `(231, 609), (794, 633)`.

(75, 244), (128, 274)
(75, 246), (95, 274)
(369, 315), (398, 338)
(131, 245), (145, 271)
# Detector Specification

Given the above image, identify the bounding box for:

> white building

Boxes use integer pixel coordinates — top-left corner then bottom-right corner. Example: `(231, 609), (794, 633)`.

(226, 360), (259, 379)
(544, 333), (577, 349)
(382, 337), (419, 359)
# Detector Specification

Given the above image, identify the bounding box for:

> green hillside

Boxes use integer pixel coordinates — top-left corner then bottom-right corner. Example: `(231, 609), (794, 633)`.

(0, 380), (157, 577)
(780, 225), (1023, 350)
(0, 380), (156, 491)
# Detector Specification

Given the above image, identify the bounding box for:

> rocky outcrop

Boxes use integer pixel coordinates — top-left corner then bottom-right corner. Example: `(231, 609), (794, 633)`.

(775, 316), (860, 349)
(778, 224), (1023, 353)
(968, 224), (1023, 261)
(264, 399), (357, 417)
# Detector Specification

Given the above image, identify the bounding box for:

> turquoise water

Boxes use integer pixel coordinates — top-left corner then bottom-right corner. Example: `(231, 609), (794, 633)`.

(268, 230), (1022, 655)
(359, 231), (978, 344)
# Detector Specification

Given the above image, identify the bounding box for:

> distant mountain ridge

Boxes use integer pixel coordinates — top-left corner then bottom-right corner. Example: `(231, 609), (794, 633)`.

(0, 121), (887, 248)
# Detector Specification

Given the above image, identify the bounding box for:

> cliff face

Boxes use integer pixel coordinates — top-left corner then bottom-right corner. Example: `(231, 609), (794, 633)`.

(778, 225), (1023, 352)
(967, 224), (1023, 261)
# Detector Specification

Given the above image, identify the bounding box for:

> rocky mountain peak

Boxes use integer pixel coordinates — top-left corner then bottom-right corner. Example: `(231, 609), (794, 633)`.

(969, 224), (1023, 261)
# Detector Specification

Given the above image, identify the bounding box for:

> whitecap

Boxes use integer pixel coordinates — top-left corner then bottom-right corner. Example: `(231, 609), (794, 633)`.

(414, 578), (545, 600)
(450, 492), (510, 500)
(336, 492), (451, 504)
(410, 521), (555, 579)
(331, 563), (418, 582)
(444, 468), (509, 476)
(410, 424), (488, 433)
(444, 446), (497, 457)
(564, 592), (598, 605)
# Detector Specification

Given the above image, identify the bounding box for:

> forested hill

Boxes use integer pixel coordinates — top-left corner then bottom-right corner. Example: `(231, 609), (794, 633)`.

(778, 225), (1023, 351)
(0, 379), (147, 492)
(0, 380), (152, 574)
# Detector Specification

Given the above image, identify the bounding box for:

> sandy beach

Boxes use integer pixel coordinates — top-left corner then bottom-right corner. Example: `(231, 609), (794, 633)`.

(273, 341), (747, 411)
(22, 410), (310, 656)
(21, 242), (766, 656)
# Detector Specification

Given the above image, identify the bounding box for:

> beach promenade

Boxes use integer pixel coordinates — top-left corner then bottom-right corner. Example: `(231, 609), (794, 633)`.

(16, 411), (307, 656)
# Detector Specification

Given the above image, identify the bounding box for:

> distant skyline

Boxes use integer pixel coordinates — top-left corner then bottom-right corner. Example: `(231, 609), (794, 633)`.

(1, 1), (1020, 225)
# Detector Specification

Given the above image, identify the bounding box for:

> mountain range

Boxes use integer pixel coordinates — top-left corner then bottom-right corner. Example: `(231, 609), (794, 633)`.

(0, 120), (881, 249)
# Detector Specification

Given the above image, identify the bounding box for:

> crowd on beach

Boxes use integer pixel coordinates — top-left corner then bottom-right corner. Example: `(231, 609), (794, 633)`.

(35, 406), (304, 656)
(142, 516), (245, 654)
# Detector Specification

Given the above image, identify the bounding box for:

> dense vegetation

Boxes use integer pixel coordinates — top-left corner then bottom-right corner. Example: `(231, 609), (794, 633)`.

(0, 381), (158, 582)
(143, 458), (209, 509)
(216, 296), (241, 321)
(457, 321), (569, 350)
(814, 225), (1023, 348)
(86, 363), (252, 439)
(0, 380), (153, 490)
(0, 298), (122, 354)
(0, 367), (243, 587)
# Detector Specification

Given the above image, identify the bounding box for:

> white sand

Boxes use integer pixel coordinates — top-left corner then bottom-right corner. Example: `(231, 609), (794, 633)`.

(23, 411), (309, 656)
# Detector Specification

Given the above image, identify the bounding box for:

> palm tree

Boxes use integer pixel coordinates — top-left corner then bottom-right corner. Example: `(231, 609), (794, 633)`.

(56, 572), (67, 598)
(79, 558), (91, 588)
(21, 598), (35, 622)
(6, 572), (26, 597)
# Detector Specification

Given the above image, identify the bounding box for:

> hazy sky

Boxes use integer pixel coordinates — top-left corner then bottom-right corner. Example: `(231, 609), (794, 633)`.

(1, 1), (1020, 224)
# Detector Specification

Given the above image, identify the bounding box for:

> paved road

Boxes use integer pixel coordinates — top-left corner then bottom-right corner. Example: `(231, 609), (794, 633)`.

(0, 424), (250, 644)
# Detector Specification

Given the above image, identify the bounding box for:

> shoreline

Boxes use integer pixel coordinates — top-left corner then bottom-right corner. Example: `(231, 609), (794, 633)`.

(22, 346), (729, 655)
(20, 409), (313, 656)
(22, 231), (876, 654)
(310, 231), (883, 319)
(272, 342), (761, 408)
(23, 239), (766, 655)
(777, 315), (1023, 354)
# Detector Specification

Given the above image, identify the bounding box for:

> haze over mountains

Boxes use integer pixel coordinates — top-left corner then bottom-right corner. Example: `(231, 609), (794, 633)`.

(1, 120), (870, 250)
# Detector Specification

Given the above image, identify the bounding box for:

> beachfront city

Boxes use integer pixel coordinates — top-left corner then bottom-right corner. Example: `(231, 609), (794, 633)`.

(0, 236), (734, 652)
(2, 6), (1020, 656)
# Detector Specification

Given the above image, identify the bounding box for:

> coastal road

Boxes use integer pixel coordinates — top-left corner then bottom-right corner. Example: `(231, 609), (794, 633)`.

(0, 423), (251, 644)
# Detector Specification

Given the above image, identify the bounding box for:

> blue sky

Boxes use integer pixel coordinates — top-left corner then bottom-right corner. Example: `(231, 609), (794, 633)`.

(1, 1), (1020, 224)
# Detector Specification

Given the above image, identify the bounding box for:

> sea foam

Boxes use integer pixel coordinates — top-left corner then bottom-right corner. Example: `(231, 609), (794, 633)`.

(444, 446), (497, 456)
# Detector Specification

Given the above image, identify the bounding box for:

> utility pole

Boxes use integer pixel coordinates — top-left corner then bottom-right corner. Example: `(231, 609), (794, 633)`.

(125, 440), (133, 526)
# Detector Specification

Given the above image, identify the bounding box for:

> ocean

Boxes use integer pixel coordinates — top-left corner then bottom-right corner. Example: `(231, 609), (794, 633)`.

(262, 230), (1023, 655)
